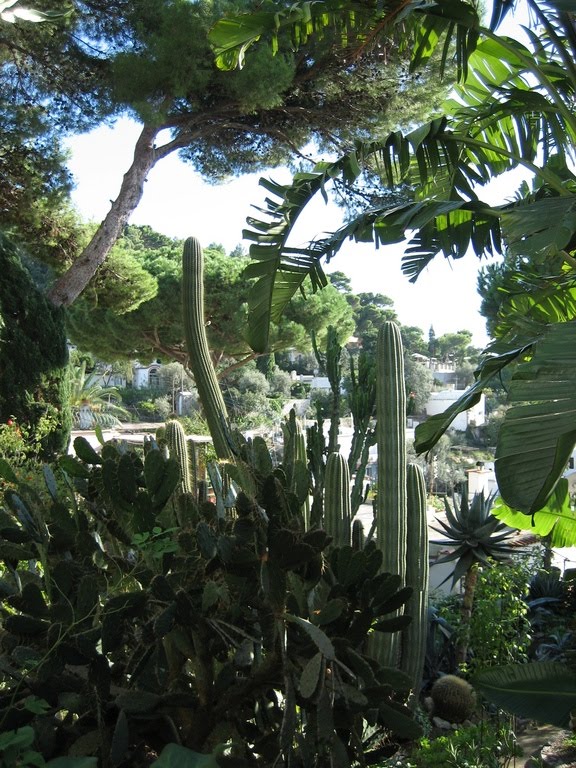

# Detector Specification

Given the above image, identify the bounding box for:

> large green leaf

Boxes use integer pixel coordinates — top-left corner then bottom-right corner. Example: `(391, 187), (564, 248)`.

(472, 661), (576, 728)
(210, 0), (412, 71)
(501, 196), (576, 261)
(492, 480), (576, 547)
(209, 12), (277, 69)
(495, 321), (576, 514)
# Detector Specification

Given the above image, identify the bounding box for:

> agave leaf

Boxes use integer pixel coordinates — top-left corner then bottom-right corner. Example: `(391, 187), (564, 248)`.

(441, 549), (476, 588)
(473, 661), (576, 728)
(431, 519), (463, 540)
(432, 543), (469, 564)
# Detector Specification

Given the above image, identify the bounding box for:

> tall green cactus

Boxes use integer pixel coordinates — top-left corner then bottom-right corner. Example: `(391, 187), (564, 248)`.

(373, 320), (407, 666)
(182, 237), (234, 462)
(187, 437), (199, 500)
(282, 408), (310, 525)
(401, 462), (429, 698)
(352, 518), (365, 550)
(324, 452), (351, 547)
(165, 419), (193, 496)
(348, 350), (377, 516)
(312, 325), (342, 453)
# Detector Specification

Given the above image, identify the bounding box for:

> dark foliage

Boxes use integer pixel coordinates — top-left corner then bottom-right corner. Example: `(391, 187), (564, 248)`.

(0, 233), (71, 456)
(0, 432), (419, 766)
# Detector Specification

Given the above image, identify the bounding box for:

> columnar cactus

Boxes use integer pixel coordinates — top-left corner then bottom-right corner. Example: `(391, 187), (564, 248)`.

(281, 409), (311, 524)
(373, 320), (407, 665)
(401, 462), (429, 697)
(187, 437), (199, 500)
(312, 326), (342, 454)
(324, 452), (351, 547)
(352, 518), (365, 551)
(348, 350), (377, 516)
(182, 237), (234, 462)
(325, 326), (342, 454)
(165, 419), (193, 496)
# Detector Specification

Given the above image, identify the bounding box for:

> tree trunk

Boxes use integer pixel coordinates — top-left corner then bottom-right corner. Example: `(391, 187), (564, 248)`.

(48, 123), (162, 308)
(455, 562), (479, 667)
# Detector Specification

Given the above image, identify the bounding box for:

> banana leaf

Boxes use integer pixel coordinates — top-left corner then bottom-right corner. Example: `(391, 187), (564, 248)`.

(492, 480), (576, 547)
(473, 661), (576, 728)
(495, 320), (576, 514)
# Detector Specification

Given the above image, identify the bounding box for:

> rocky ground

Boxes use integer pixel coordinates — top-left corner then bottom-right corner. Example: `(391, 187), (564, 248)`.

(518, 724), (576, 767)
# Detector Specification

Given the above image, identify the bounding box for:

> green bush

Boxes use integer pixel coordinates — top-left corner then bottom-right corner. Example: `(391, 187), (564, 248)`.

(377, 722), (522, 768)
(434, 558), (532, 673)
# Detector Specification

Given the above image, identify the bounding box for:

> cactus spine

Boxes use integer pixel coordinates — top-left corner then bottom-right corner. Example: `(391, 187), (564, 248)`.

(374, 320), (407, 665)
(401, 462), (429, 698)
(324, 452), (351, 547)
(182, 237), (234, 462)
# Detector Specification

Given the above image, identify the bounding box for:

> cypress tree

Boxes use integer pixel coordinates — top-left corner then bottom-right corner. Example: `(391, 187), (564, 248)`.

(0, 232), (71, 457)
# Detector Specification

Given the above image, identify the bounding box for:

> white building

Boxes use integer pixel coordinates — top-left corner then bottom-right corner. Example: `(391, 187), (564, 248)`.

(132, 361), (163, 389)
(425, 389), (485, 431)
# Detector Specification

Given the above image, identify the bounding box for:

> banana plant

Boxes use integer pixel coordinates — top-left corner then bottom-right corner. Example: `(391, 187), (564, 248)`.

(472, 661), (576, 729)
(212, 0), (576, 515)
(0, 0), (69, 22)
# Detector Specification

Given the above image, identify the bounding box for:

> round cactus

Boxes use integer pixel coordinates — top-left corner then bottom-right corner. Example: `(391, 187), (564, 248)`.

(430, 674), (477, 723)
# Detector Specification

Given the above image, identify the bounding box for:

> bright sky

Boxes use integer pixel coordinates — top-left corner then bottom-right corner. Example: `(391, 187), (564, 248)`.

(64, 107), (526, 351)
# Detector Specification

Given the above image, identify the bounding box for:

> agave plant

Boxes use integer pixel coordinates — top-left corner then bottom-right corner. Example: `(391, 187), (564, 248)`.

(432, 490), (518, 665)
(70, 360), (130, 429)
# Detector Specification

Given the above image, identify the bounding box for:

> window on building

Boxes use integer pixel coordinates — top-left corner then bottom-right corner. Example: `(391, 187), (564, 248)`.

(148, 367), (160, 388)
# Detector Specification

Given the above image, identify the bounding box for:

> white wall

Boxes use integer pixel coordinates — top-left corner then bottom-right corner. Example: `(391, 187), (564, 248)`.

(426, 390), (485, 431)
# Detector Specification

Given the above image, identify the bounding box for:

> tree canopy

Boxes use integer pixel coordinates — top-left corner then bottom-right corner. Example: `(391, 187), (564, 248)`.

(0, 0), (451, 307)
(65, 226), (355, 376)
